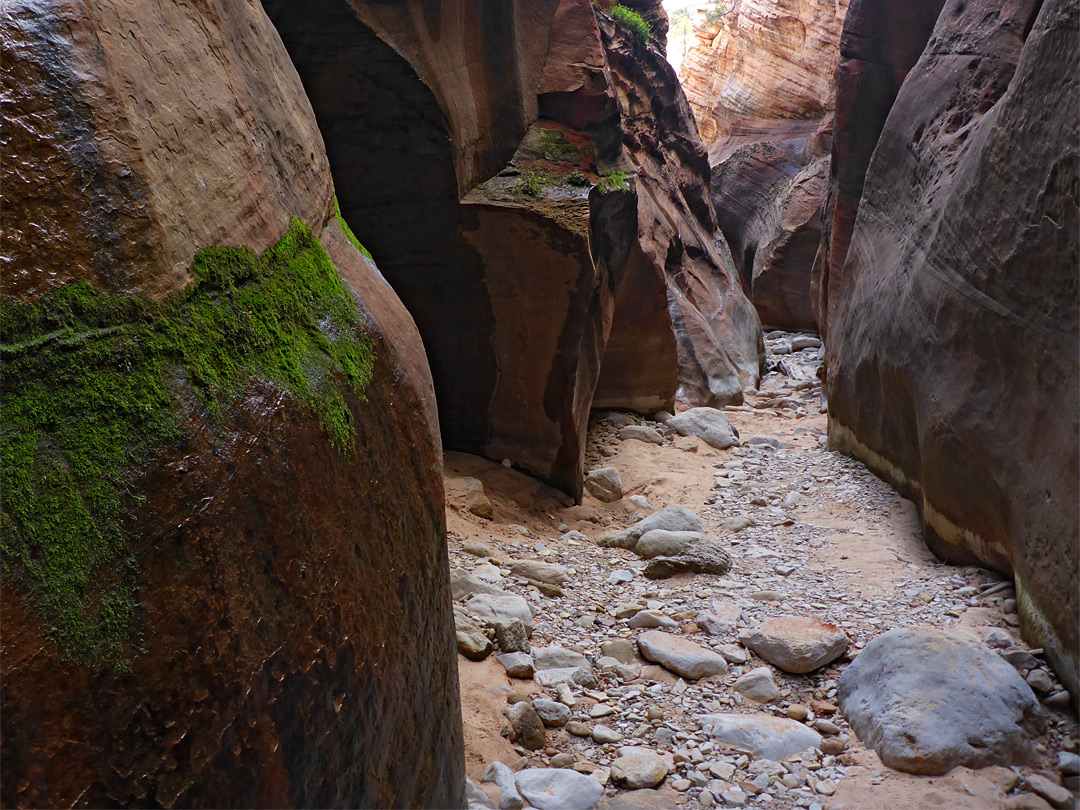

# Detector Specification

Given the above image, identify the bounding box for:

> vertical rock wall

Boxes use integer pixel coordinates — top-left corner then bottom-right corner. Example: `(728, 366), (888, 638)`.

(1, 1), (464, 806)
(824, 0), (1079, 702)
(679, 0), (849, 331)
(596, 10), (764, 408)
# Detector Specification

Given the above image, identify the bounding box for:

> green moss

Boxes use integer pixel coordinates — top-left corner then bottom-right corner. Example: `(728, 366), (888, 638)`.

(597, 170), (633, 193)
(538, 130), (578, 162)
(0, 218), (374, 665)
(333, 195), (375, 262)
(611, 5), (651, 45)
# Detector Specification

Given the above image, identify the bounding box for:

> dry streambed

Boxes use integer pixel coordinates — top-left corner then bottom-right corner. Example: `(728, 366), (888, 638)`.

(448, 333), (1079, 810)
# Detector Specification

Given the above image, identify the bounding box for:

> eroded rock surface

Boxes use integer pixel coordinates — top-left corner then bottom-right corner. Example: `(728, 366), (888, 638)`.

(824, 0), (1079, 700)
(838, 627), (1045, 775)
(1, 2), (463, 807)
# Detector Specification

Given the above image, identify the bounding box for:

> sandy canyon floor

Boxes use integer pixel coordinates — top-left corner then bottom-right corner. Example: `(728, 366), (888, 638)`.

(445, 335), (1078, 810)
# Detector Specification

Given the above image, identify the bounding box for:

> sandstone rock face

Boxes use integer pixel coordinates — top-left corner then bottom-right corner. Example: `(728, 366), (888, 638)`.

(681, 0), (850, 159)
(837, 627), (1044, 775)
(680, 0), (846, 332)
(810, 0), (947, 337)
(595, 11), (764, 409)
(263, 0), (612, 501)
(711, 122), (832, 330)
(824, 0), (1079, 701)
(1, 3), (463, 808)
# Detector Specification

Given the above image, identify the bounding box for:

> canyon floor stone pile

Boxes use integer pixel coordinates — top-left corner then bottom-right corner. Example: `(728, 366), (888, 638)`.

(451, 334), (1078, 810)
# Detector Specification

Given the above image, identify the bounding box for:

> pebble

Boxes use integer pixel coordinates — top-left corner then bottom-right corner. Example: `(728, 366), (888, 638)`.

(592, 724), (623, 744)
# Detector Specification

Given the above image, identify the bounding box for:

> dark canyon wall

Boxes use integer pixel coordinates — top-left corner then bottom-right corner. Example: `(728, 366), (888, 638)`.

(265, 0), (761, 498)
(1, 0), (463, 806)
(823, 0), (1079, 702)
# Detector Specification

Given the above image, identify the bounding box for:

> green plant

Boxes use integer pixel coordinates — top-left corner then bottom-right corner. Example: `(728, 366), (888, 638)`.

(0, 218), (374, 666)
(566, 172), (590, 187)
(611, 5), (651, 45)
(513, 170), (554, 197)
(333, 195), (375, 262)
(597, 170), (633, 193)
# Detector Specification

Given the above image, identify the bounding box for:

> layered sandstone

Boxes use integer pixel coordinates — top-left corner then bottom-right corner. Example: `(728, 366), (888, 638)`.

(1, 1), (463, 806)
(711, 118), (832, 330)
(680, 0), (849, 162)
(679, 0), (847, 333)
(825, 0), (1079, 702)
(595, 10), (764, 409)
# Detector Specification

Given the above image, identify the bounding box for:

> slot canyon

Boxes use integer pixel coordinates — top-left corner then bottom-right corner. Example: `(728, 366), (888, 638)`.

(1, 1), (1076, 808)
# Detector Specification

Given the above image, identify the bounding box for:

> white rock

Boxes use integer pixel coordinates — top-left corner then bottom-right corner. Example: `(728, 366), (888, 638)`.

(482, 761), (524, 810)
(733, 666), (781, 703)
(697, 713), (822, 761)
(515, 768), (603, 810)
(465, 593), (538, 635)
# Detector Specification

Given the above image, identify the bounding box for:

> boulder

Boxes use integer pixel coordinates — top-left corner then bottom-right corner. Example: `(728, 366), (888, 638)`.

(466, 593), (538, 636)
(634, 530), (705, 559)
(493, 618), (531, 654)
(515, 768), (604, 810)
(497, 653), (536, 679)
(617, 425), (665, 445)
(534, 646), (591, 671)
(697, 713), (822, 761)
(637, 631), (728, 680)
(505, 702), (547, 751)
(610, 752), (669, 789)
(628, 611), (680, 630)
(822, 0), (1079, 700)
(464, 478), (496, 520)
(642, 544), (733, 579)
(452, 568), (508, 600)
(666, 408), (740, 450)
(483, 761), (525, 810)
(533, 699), (572, 727)
(837, 627), (1045, 775)
(586, 467), (624, 502)
(596, 506), (704, 550)
(733, 666), (782, 703)
(507, 560), (569, 585)
(457, 614), (495, 661)
(740, 615), (849, 673)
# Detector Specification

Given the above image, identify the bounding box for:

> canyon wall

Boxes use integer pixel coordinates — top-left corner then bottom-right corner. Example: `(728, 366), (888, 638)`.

(1, 0), (463, 806)
(595, 10), (764, 409)
(824, 0), (1079, 702)
(680, 0), (849, 331)
(267, 0), (761, 498)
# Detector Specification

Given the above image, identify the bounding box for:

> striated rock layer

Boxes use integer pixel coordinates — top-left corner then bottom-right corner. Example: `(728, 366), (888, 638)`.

(710, 118), (832, 330)
(1, 1), (463, 806)
(680, 0), (849, 163)
(680, 0), (847, 332)
(595, 10), (764, 408)
(824, 0), (1079, 702)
